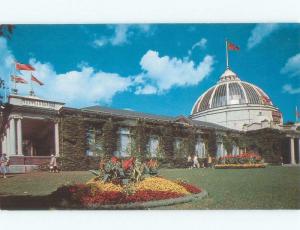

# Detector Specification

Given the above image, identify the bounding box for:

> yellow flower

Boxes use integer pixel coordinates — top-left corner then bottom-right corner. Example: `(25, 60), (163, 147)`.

(87, 181), (124, 193)
(135, 177), (190, 195)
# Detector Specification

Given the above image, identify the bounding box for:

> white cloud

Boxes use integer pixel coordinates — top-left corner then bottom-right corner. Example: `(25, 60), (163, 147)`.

(94, 24), (152, 47)
(135, 85), (158, 95)
(282, 84), (300, 94)
(0, 38), (132, 107)
(281, 53), (300, 77)
(1, 37), (214, 106)
(136, 50), (214, 94)
(247, 24), (279, 49)
(28, 60), (132, 107)
(188, 38), (207, 55)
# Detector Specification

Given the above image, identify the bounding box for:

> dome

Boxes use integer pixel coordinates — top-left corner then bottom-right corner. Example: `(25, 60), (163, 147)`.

(191, 68), (273, 114)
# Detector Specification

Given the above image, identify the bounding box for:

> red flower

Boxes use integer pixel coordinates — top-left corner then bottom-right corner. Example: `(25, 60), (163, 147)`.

(122, 157), (134, 171)
(111, 156), (119, 164)
(176, 181), (202, 194)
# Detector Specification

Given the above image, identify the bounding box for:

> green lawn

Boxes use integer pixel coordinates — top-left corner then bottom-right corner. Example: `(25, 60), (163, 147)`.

(0, 166), (299, 209)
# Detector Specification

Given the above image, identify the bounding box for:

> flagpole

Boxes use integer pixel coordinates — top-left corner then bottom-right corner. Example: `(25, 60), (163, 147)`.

(226, 39), (229, 69)
(13, 62), (17, 94)
(30, 72), (34, 96)
(296, 106), (298, 122)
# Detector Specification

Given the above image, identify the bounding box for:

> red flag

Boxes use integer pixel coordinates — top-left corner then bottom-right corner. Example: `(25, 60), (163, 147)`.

(11, 75), (28, 84)
(227, 41), (240, 51)
(31, 74), (44, 86)
(16, 62), (35, 71)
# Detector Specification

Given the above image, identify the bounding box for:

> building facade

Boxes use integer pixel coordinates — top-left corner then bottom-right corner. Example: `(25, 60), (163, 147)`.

(0, 68), (299, 173)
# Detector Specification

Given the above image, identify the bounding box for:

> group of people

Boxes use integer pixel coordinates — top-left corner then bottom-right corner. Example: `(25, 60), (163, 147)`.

(0, 153), (9, 178)
(187, 154), (213, 169)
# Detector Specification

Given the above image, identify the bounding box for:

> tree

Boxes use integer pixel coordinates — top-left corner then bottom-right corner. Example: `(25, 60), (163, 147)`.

(0, 25), (14, 39)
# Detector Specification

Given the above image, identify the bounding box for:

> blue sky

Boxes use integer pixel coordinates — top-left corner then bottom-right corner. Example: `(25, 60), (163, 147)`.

(0, 24), (299, 122)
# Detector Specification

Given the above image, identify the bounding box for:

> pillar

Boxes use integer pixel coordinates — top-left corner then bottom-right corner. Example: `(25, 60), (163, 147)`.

(290, 138), (295, 165)
(298, 138), (300, 165)
(54, 122), (59, 156)
(5, 134), (9, 155)
(9, 118), (16, 155)
(1, 137), (5, 153)
(17, 118), (23, 155)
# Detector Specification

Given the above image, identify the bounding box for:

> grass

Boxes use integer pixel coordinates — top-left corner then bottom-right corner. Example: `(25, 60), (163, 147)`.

(0, 166), (299, 209)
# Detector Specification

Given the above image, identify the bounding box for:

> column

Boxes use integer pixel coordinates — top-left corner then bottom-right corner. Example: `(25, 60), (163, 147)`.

(1, 137), (5, 153)
(298, 139), (300, 165)
(9, 118), (16, 155)
(7, 126), (11, 155)
(5, 134), (9, 155)
(17, 118), (23, 155)
(54, 122), (59, 156)
(290, 138), (295, 165)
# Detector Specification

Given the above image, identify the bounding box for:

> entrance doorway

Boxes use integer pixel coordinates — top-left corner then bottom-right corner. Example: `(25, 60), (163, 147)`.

(22, 118), (55, 156)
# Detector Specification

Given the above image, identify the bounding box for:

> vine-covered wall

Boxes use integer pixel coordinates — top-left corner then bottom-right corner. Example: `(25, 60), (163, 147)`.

(59, 108), (288, 170)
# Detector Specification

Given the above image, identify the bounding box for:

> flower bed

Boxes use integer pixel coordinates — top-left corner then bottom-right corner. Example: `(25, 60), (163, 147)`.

(51, 156), (204, 208)
(214, 153), (265, 169)
(214, 163), (265, 169)
(51, 176), (203, 208)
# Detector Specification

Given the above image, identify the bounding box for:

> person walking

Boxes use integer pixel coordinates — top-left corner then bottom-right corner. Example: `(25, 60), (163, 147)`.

(0, 153), (9, 178)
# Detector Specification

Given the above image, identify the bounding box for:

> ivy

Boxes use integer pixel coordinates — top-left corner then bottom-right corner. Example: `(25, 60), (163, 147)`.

(102, 118), (117, 158)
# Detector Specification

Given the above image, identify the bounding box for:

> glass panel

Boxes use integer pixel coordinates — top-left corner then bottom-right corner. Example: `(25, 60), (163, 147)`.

(198, 87), (215, 111)
(229, 83), (246, 105)
(212, 84), (227, 108)
(242, 83), (262, 104)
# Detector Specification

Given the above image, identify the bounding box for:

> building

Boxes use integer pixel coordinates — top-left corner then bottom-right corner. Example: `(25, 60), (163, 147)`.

(0, 67), (299, 173)
(191, 68), (283, 130)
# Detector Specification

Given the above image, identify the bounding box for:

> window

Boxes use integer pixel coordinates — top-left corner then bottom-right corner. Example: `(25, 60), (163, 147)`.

(195, 138), (206, 158)
(232, 144), (239, 156)
(118, 128), (131, 157)
(216, 141), (227, 157)
(148, 136), (159, 157)
(86, 127), (102, 156)
(174, 138), (182, 151)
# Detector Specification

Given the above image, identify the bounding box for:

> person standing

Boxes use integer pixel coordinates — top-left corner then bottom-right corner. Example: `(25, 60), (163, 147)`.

(208, 154), (213, 168)
(187, 155), (193, 169)
(193, 155), (200, 168)
(49, 154), (59, 173)
(0, 153), (9, 178)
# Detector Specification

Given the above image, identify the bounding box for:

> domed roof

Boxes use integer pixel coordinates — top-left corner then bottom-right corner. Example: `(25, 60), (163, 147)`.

(191, 68), (273, 114)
